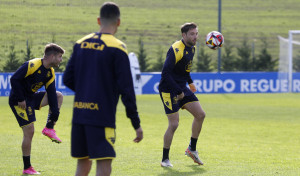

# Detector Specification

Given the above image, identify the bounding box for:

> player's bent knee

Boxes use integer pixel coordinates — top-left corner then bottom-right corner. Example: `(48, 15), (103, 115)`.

(25, 130), (34, 138)
(195, 111), (206, 121)
(56, 91), (63, 99)
(56, 91), (63, 102)
(169, 122), (179, 131)
(201, 111), (206, 119)
(23, 125), (35, 138)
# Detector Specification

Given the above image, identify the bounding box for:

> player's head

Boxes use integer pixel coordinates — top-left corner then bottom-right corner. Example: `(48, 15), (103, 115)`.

(44, 43), (65, 56)
(98, 2), (120, 34)
(44, 43), (65, 67)
(181, 22), (198, 47)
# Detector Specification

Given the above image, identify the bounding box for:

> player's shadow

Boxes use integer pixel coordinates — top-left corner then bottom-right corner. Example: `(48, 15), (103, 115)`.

(158, 165), (206, 176)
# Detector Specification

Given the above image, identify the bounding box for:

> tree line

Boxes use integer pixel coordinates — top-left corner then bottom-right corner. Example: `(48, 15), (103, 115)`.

(138, 36), (281, 72)
(2, 37), (300, 72)
(1, 35), (69, 72)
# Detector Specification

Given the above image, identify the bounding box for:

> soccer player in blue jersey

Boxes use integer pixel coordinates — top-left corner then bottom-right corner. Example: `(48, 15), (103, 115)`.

(159, 23), (206, 167)
(63, 2), (143, 176)
(9, 43), (65, 174)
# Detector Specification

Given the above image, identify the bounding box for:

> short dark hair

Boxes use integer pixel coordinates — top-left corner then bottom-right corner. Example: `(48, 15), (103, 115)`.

(44, 43), (65, 56)
(181, 22), (197, 34)
(100, 2), (120, 24)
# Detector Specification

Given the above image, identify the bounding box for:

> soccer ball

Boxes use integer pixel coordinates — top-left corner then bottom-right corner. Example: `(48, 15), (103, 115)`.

(205, 31), (224, 50)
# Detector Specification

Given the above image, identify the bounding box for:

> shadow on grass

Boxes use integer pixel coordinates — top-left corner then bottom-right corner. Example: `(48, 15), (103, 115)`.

(158, 165), (206, 176)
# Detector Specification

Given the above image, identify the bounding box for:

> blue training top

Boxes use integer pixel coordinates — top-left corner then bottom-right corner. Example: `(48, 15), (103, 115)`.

(159, 39), (195, 95)
(9, 58), (59, 117)
(63, 32), (140, 129)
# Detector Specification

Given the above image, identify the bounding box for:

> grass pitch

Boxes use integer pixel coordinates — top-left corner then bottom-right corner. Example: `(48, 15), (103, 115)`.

(1, 93), (300, 175)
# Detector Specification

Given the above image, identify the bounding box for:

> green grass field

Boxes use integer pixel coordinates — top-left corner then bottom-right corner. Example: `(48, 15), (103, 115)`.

(1, 0), (300, 70)
(1, 94), (300, 175)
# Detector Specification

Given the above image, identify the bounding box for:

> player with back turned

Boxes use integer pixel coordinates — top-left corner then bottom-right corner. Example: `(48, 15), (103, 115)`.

(63, 2), (143, 176)
(159, 22), (206, 167)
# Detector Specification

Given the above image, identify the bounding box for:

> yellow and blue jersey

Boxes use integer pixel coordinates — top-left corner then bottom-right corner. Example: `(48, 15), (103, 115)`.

(63, 32), (140, 129)
(159, 39), (195, 95)
(9, 58), (59, 116)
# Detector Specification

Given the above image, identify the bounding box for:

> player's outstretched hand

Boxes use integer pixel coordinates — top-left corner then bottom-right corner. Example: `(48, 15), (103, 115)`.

(133, 127), (143, 143)
(189, 83), (197, 93)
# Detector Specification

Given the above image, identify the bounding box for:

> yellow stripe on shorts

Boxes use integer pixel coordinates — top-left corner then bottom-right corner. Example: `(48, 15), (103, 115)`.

(105, 127), (116, 147)
(162, 92), (172, 111)
(14, 106), (29, 121)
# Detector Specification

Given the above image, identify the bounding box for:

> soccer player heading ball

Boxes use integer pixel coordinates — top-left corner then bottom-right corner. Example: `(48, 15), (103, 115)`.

(159, 22), (206, 167)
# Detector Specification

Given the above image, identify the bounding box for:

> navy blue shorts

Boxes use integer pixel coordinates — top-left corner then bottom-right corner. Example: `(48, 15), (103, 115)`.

(71, 123), (116, 160)
(159, 88), (198, 114)
(9, 91), (46, 127)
